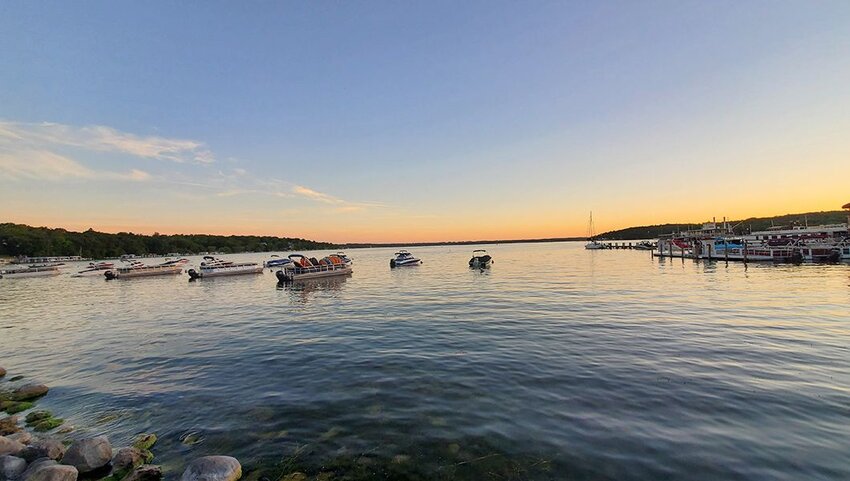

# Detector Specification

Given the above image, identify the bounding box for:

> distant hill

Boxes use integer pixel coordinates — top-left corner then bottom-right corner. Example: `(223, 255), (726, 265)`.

(0, 223), (336, 259)
(598, 210), (849, 240)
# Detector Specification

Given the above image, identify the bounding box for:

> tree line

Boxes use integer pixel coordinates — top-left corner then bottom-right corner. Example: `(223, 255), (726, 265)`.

(0, 223), (336, 259)
(598, 210), (848, 240)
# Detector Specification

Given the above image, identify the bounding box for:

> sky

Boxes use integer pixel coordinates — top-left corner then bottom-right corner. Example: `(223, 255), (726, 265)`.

(1, 1), (849, 243)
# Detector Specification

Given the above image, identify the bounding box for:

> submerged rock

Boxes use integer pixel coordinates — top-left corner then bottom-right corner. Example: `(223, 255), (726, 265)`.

(20, 439), (66, 462)
(131, 434), (156, 452)
(25, 412), (52, 425)
(11, 385), (49, 402)
(0, 436), (25, 456)
(279, 473), (306, 481)
(32, 419), (63, 433)
(112, 448), (146, 473)
(62, 436), (112, 473)
(0, 368), (6, 378)
(121, 465), (162, 481)
(4, 402), (35, 415)
(0, 455), (27, 480)
(180, 456), (241, 481)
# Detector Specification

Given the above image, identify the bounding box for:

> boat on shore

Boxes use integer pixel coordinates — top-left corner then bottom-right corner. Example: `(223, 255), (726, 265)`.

(390, 250), (421, 268)
(71, 261), (115, 277)
(105, 259), (188, 280)
(275, 254), (352, 282)
(0, 264), (63, 279)
(188, 256), (263, 279)
(469, 249), (492, 268)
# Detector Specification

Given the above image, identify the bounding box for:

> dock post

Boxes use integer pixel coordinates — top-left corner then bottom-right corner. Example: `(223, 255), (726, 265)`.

(724, 239), (728, 263)
(743, 239), (748, 264)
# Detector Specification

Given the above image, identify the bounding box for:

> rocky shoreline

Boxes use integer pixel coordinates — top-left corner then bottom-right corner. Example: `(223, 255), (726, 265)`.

(0, 368), (242, 481)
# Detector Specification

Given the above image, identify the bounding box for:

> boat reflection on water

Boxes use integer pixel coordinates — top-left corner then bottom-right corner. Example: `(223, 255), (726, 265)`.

(277, 275), (349, 303)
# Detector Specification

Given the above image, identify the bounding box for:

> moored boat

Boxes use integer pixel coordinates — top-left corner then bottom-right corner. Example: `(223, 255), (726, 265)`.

(188, 256), (263, 279)
(275, 254), (352, 282)
(71, 261), (115, 277)
(264, 254), (293, 269)
(0, 264), (63, 279)
(585, 212), (606, 249)
(468, 249), (492, 268)
(390, 250), (421, 268)
(105, 259), (188, 280)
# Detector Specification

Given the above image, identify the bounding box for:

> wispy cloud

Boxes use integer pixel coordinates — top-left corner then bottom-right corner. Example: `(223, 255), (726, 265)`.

(0, 120), (214, 164)
(0, 150), (151, 182)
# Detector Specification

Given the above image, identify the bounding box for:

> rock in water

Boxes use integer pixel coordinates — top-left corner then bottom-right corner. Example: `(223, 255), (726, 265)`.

(180, 456), (241, 481)
(62, 436), (112, 473)
(0, 368), (6, 378)
(0, 436), (25, 456)
(0, 417), (21, 436)
(121, 465), (162, 481)
(20, 439), (66, 462)
(0, 455), (27, 480)
(112, 448), (146, 472)
(131, 434), (156, 451)
(11, 385), (49, 402)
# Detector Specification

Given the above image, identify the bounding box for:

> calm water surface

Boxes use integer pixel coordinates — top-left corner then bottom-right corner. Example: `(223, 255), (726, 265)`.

(2, 242), (849, 480)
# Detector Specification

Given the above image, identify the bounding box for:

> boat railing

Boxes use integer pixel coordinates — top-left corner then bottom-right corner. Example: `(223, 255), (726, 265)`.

(287, 262), (349, 274)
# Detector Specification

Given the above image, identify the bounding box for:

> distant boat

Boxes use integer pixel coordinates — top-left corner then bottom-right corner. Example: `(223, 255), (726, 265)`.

(275, 254), (352, 282)
(105, 259), (188, 280)
(390, 250), (421, 268)
(585, 212), (606, 250)
(71, 261), (115, 277)
(469, 249), (492, 268)
(634, 241), (656, 251)
(0, 264), (63, 279)
(188, 256), (263, 279)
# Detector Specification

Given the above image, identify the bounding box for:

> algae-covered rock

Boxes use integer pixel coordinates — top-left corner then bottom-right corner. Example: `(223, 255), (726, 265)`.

(180, 456), (241, 481)
(120, 465), (162, 481)
(0, 454), (27, 479)
(20, 438), (66, 462)
(62, 436), (112, 473)
(0, 436), (25, 456)
(280, 473), (306, 481)
(11, 385), (48, 402)
(113, 447), (146, 472)
(25, 411), (52, 425)
(5, 402), (35, 414)
(8, 376), (23, 383)
(132, 434), (157, 451)
(33, 418), (63, 433)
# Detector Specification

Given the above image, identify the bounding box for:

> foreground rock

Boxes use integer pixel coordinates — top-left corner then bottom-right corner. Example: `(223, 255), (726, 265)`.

(0, 455), (27, 480)
(11, 385), (49, 402)
(7, 432), (32, 445)
(0, 367), (6, 378)
(112, 448), (146, 473)
(121, 465), (162, 481)
(62, 436), (112, 473)
(20, 439), (66, 462)
(180, 456), (241, 481)
(0, 436), (24, 456)
(20, 459), (78, 481)
(0, 417), (21, 436)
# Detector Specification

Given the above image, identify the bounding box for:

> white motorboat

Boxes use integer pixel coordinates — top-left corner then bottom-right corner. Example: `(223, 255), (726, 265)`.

(275, 254), (352, 282)
(264, 254), (293, 269)
(188, 256), (263, 279)
(468, 249), (492, 268)
(0, 264), (63, 279)
(390, 250), (421, 268)
(71, 261), (115, 277)
(585, 211), (606, 250)
(105, 258), (188, 280)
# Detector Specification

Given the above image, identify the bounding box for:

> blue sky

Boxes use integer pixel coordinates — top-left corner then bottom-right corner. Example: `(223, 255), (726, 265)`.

(2, 1), (849, 242)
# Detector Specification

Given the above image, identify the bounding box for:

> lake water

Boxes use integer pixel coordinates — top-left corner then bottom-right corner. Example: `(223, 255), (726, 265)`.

(2, 242), (849, 480)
